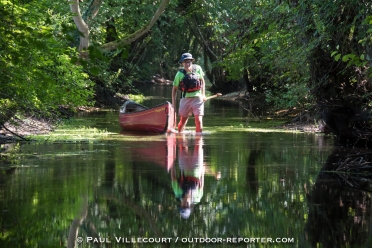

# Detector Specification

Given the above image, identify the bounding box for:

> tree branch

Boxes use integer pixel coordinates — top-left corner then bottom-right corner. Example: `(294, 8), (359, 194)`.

(101, 0), (170, 51)
(189, 18), (218, 59)
(90, 0), (102, 19)
(0, 123), (29, 141)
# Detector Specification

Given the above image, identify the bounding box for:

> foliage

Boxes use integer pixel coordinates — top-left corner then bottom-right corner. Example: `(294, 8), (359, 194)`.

(210, 0), (311, 109)
(265, 83), (311, 110)
(299, 0), (372, 99)
(0, 0), (94, 124)
(3, 0), (372, 130)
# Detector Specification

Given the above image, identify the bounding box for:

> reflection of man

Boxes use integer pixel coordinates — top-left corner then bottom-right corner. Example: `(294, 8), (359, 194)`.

(170, 135), (220, 219)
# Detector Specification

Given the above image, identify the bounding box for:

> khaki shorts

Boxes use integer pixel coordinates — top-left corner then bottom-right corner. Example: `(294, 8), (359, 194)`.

(179, 97), (204, 117)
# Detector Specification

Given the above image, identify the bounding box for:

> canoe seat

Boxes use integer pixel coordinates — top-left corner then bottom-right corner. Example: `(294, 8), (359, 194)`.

(120, 100), (148, 113)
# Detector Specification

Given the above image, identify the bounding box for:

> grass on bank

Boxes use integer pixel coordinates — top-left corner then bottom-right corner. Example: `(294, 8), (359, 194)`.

(29, 114), (315, 144)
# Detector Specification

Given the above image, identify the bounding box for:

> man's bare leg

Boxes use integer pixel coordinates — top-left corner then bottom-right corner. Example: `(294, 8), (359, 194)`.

(195, 115), (203, 133)
(178, 116), (189, 133)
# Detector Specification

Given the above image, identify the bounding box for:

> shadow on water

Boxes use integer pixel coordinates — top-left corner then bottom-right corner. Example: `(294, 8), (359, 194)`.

(305, 146), (372, 248)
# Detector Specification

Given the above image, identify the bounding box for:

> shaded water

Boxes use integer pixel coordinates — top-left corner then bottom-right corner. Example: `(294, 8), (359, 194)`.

(1, 85), (372, 247)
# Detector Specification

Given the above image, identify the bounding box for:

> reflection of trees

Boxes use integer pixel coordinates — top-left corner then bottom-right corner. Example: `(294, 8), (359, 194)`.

(200, 133), (332, 241)
(305, 147), (372, 247)
(78, 160), (170, 248)
(67, 196), (88, 248)
(246, 149), (260, 194)
(1, 133), (339, 246)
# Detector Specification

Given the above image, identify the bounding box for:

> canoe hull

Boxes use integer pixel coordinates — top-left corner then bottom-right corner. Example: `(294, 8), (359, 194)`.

(119, 102), (175, 133)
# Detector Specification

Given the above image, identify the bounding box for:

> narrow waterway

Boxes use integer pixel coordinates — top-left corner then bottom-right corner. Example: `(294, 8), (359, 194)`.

(1, 85), (371, 248)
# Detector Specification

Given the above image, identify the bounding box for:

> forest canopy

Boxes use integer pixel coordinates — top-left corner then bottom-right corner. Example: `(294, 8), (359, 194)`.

(2, 0), (372, 143)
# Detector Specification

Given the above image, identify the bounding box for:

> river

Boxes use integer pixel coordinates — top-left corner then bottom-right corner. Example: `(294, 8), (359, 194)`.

(0, 85), (371, 248)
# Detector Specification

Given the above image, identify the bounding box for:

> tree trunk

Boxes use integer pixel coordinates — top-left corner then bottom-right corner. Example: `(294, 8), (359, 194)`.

(69, 0), (90, 51)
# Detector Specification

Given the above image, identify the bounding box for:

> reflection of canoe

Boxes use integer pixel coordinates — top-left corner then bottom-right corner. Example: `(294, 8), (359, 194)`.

(131, 134), (177, 171)
(119, 101), (175, 133)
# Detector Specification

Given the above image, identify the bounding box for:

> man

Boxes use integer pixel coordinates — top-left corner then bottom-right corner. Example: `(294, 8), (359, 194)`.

(172, 53), (206, 133)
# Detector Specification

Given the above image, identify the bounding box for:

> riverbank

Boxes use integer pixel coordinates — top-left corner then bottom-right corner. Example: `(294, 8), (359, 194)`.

(220, 90), (320, 133)
(0, 116), (55, 143)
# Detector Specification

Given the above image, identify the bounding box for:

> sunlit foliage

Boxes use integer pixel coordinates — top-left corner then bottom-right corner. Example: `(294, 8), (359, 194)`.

(0, 0), (94, 124)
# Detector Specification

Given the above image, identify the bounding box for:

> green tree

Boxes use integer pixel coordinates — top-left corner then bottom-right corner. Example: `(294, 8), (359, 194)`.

(299, 0), (372, 142)
(0, 0), (94, 127)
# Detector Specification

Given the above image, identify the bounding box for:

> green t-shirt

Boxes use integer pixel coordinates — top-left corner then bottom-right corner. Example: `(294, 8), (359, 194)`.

(173, 64), (204, 98)
(171, 165), (204, 204)
(171, 180), (203, 204)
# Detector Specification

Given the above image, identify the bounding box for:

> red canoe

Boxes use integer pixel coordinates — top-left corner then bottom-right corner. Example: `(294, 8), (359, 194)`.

(119, 101), (175, 133)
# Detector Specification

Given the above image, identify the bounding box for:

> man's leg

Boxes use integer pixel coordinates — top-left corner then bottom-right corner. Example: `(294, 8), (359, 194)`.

(178, 116), (189, 133)
(194, 115), (203, 133)
(193, 97), (204, 133)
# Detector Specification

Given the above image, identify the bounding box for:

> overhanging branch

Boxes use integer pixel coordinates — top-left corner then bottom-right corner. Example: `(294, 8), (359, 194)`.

(101, 0), (170, 51)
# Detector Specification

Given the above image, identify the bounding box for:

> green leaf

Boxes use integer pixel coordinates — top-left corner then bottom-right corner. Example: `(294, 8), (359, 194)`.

(70, 56), (78, 64)
(342, 54), (353, 62)
(90, 67), (100, 76)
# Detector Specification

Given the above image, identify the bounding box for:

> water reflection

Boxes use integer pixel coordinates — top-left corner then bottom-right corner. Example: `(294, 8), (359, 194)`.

(121, 133), (221, 220)
(170, 134), (220, 219)
(305, 147), (372, 247)
(8, 124), (372, 247)
(124, 131), (177, 171)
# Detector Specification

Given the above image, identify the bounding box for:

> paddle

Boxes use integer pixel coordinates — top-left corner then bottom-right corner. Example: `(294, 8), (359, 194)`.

(205, 93), (222, 100)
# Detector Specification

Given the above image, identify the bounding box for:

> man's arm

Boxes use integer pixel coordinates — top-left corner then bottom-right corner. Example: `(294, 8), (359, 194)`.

(172, 86), (178, 128)
(172, 86), (178, 109)
(172, 72), (180, 108)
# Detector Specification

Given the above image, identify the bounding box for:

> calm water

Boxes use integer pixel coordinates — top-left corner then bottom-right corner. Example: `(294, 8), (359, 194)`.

(1, 85), (371, 248)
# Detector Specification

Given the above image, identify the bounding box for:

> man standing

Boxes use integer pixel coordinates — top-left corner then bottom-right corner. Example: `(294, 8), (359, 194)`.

(172, 53), (206, 133)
